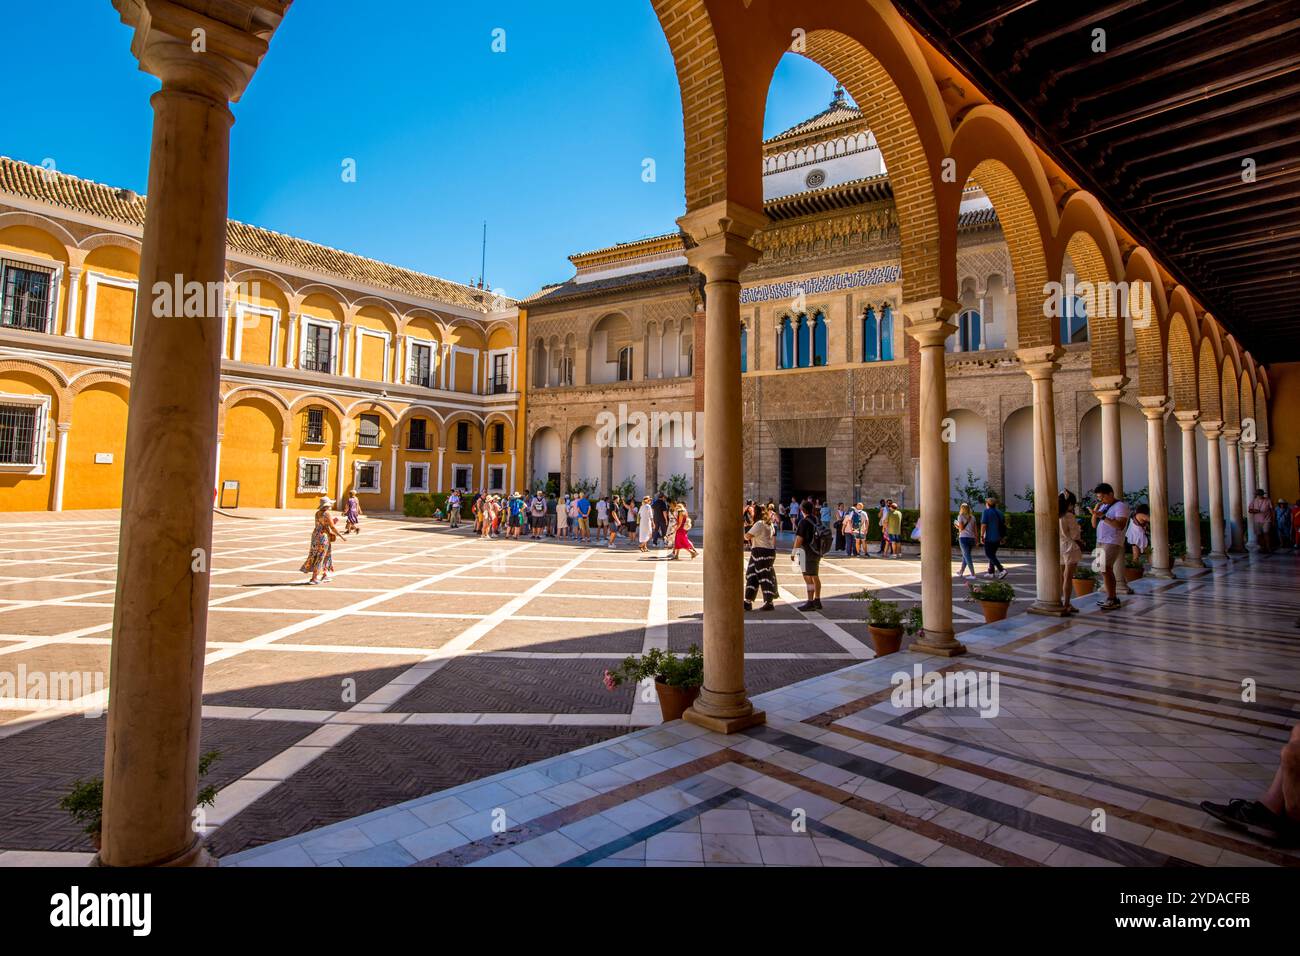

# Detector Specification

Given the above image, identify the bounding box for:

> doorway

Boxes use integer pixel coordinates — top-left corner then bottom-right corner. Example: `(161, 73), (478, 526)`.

(779, 447), (826, 504)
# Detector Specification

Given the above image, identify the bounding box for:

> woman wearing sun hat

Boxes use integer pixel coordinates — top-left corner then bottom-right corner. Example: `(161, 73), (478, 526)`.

(301, 495), (342, 585)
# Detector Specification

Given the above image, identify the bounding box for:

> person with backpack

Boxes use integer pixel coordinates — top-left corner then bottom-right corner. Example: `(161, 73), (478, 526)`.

(791, 499), (827, 611)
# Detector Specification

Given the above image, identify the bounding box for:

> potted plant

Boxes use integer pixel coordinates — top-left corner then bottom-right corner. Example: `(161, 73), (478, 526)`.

(1071, 565), (1097, 597)
(969, 579), (1015, 622)
(1123, 553), (1145, 582)
(858, 590), (904, 655)
(603, 645), (703, 722)
(60, 750), (222, 851)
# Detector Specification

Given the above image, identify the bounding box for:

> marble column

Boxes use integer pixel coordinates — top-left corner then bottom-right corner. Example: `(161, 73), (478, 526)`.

(1093, 376), (1128, 589)
(1174, 411), (1204, 567)
(336, 440), (347, 503)
(63, 264), (84, 336)
(101, 0), (289, 869)
(1255, 443), (1270, 498)
(1224, 427), (1244, 552)
(903, 303), (962, 654)
(1140, 398), (1173, 577)
(1242, 441), (1259, 551)
(52, 422), (71, 511)
(509, 449), (517, 493)
(1202, 422), (1227, 559)
(678, 200), (766, 734)
(436, 446), (446, 493)
(1018, 347), (1067, 615)
(213, 433), (223, 503)
(278, 438), (290, 509)
(388, 442), (398, 511)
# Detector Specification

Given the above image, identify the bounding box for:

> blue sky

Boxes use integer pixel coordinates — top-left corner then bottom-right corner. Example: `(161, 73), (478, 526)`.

(11, 1), (841, 300)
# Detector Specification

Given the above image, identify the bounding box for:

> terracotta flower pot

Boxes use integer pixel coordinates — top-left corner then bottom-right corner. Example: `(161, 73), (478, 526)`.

(867, 625), (903, 656)
(655, 681), (700, 722)
(1072, 578), (1096, 597)
(1123, 565), (1144, 582)
(979, 600), (1011, 623)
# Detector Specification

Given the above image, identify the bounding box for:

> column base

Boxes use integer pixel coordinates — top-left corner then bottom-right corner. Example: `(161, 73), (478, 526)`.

(682, 706), (766, 735)
(1182, 558), (1205, 568)
(93, 835), (216, 868)
(908, 634), (967, 657)
(1150, 568), (1175, 579)
(1027, 601), (1070, 617)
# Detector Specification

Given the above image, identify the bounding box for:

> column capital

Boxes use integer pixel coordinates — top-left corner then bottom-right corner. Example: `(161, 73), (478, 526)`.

(1173, 409), (1200, 429)
(56, 421), (73, 434)
(1091, 374), (1129, 399)
(900, 296), (962, 326)
(677, 201), (766, 281)
(906, 319), (958, 349)
(1200, 420), (1223, 440)
(1138, 395), (1168, 419)
(1222, 426), (1241, 443)
(113, 0), (292, 102)
(1015, 345), (1063, 378)
(280, 437), (291, 447)
(1254, 441), (1269, 453)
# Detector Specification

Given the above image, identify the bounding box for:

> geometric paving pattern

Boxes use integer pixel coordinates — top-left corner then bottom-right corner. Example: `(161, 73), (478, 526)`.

(0, 511), (1041, 859)
(218, 551), (1300, 867)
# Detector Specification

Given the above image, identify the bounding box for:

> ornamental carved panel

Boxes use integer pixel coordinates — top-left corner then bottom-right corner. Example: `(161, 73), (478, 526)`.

(763, 416), (842, 448)
(853, 416), (906, 486)
(755, 368), (851, 417)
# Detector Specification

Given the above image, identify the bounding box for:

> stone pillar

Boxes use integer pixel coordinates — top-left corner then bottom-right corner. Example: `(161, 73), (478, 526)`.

(905, 304), (963, 654)
(336, 440), (347, 503)
(63, 264), (84, 336)
(1255, 443), (1270, 498)
(646, 446), (659, 497)
(436, 446), (445, 493)
(52, 422), (71, 511)
(1018, 347), (1067, 614)
(388, 442), (398, 511)
(509, 449), (517, 493)
(1242, 441), (1258, 551)
(1093, 376), (1128, 587)
(1202, 422), (1227, 559)
(101, 0), (289, 869)
(1174, 411), (1204, 567)
(1224, 427), (1244, 552)
(213, 433), (223, 502)
(678, 200), (766, 734)
(278, 438), (290, 509)
(600, 446), (613, 497)
(1140, 398), (1173, 577)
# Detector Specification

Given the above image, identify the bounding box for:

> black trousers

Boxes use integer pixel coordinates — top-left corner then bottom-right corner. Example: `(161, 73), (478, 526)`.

(984, 539), (1005, 573)
(744, 547), (778, 604)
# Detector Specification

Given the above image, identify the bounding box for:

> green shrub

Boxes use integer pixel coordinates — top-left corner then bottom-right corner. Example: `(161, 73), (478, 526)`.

(969, 580), (1015, 603)
(603, 645), (703, 689)
(403, 492), (472, 519)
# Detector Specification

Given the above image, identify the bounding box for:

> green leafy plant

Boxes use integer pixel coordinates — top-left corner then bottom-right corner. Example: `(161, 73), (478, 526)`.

(603, 645), (703, 690)
(568, 478), (599, 498)
(1015, 486), (1035, 510)
(857, 589), (903, 629)
(612, 476), (638, 501)
(1170, 541), (1188, 561)
(60, 750), (222, 841)
(969, 580), (1015, 603)
(1072, 565), (1097, 580)
(902, 605), (923, 637)
(1124, 552), (1144, 569)
(658, 473), (692, 503)
(952, 469), (998, 510)
(1123, 486), (1149, 509)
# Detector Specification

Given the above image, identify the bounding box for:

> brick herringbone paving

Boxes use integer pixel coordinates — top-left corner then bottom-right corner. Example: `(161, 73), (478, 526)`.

(206, 725), (627, 857)
(741, 658), (854, 695)
(399, 657), (637, 713)
(667, 621), (846, 654)
(0, 715), (314, 851)
(476, 619), (646, 653)
(202, 650), (426, 710)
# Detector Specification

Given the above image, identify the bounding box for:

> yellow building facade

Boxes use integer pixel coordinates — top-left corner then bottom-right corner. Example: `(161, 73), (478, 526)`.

(0, 157), (523, 512)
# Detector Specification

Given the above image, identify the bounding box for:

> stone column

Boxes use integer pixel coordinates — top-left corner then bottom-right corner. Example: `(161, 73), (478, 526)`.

(1224, 426), (1244, 552)
(600, 446), (613, 497)
(336, 439), (347, 503)
(1174, 411), (1204, 567)
(905, 304), (963, 653)
(52, 422), (71, 511)
(388, 442), (398, 511)
(278, 438), (290, 509)
(101, 0), (289, 869)
(1202, 422), (1227, 559)
(1139, 398), (1173, 577)
(1093, 376), (1128, 587)
(213, 433), (223, 503)
(678, 200), (766, 734)
(1018, 347), (1067, 615)
(1242, 441), (1258, 551)
(1255, 442), (1270, 498)
(436, 446), (445, 493)
(63, 262), (85, 336)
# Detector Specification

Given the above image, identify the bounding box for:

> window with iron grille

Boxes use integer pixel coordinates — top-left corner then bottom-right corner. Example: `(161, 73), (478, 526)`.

(408, 418), (428, 451)
(301, 323), (333, 372)
(357, 414), (380, 448)
(355, 460), (380, 493)
(408, 342), (434, 387)
(0, 403), (40, 466)
(304, 407), (325, 444)
(491, 353), (510, 394)
(490, 423), (505, 453)
(488, 465), (505, 491)
(1, 260), (54, 333)
(297, 457), (328, 493)
(456, 421), (471, 452)
(453, 465), (471, 490)
(405, 462), (428, 492)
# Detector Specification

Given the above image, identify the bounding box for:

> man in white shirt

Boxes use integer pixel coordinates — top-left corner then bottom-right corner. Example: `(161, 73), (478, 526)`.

(1090, 482), (1130, 611)
(596, 497), (609, 535)
(447, 490), (461, 528)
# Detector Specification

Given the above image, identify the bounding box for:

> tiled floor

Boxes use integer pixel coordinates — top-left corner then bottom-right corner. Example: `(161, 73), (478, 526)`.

(0, 510), (1035, 857)
(218, 549), (1300, 868)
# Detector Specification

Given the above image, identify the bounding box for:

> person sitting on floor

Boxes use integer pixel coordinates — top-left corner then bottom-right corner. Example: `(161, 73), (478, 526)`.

(1202, 724), (1300, 845)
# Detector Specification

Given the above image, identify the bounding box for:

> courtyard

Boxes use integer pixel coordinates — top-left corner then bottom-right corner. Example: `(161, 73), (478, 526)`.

(0, 510), (1038, 860)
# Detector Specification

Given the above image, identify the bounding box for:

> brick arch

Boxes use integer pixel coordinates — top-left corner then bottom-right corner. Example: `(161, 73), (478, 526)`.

(0, 358), (68, 423)
(1055, 193), (1126, 377)
(1254, 382), (1269, 445)
(0, 211), (79, 248)
(344, 398), (400, 426)
(67, 368), (131, 396)
(1238, 370), (1255, 435)
(1122, 247), (1168, 399)
(443, 410), (487, 451)
(1166, 313), (1198, 413)
(395, 404), (445, 432)
(226, 266), (295, 301)
(1220, 355), (1241, 428)
(288, 393), (348, 424)
(78, 232), (143, 254)
(1197, 338), (1222, 424)
(220, 387), (290, 434)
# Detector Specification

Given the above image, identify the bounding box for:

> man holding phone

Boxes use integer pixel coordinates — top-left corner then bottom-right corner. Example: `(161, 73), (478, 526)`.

(1091, 482), (1129, 611)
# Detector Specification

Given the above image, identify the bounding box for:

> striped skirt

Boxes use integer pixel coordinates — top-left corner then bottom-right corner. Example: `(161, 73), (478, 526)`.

(744, 547), (778, 604)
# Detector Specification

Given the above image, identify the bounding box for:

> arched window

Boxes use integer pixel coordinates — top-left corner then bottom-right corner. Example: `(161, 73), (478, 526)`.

(795, 313), (811, 368)
(957, 310), (981, 352)
(683, 344), (693, 376)
(778, 316), (794, 369)
(1062, 295), (1088, 344)
(879, 305), (894, 360)
(740, 323), (748, 373)
(861, 307), (878, 362)
(812, 312), (828, 366)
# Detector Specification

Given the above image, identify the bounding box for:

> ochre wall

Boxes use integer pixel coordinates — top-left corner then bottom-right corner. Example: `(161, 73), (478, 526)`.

(1266, 362), (1299, 504)
(64, 383), (129, 510)
(220, 399), (283, 508)
(0, 370), (57, 510)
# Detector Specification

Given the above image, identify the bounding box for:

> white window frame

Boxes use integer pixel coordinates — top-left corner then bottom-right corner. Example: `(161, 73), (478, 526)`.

(356, 413), (382, 449)
(0, 253), (62, 336)
(82, 271), (137, 342)
(303, 406), (328, 447)
(452, 464), (473, 492)
(353, 458), (382, 494)
(299, 315), (341, 374)
(449, 345), (479, 393)
(487, 347), (515, 394)
(0, 391), (51, 474)
(487, 464), (506, 493)
(404, 461), (430, 493)
(405, 337), (438, 388)
(297, 456), (330, 494)
(353, 326), (392, 381)
(233, 301), (282, 365)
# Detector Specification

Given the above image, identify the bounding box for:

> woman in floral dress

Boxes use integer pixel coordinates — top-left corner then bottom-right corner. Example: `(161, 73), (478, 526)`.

(302, 496), (341, 584)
